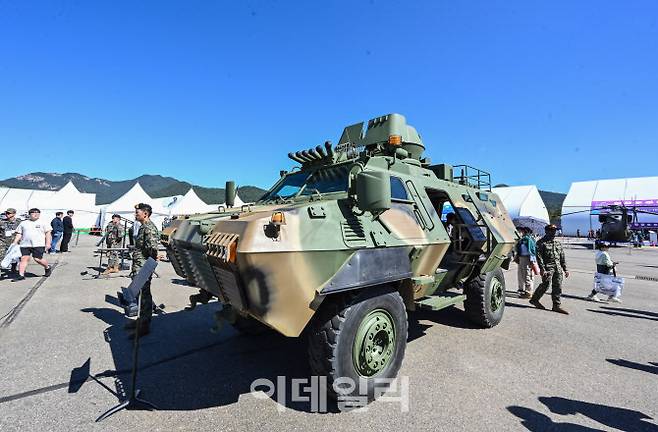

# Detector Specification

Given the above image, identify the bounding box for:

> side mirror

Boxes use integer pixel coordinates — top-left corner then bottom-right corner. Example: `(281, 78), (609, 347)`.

(356, 171), (391, 213)
(225, 181), (236, 208)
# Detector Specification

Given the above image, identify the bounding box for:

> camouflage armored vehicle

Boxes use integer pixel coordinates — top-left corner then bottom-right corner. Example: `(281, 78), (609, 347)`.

(163, 113), (517, 400)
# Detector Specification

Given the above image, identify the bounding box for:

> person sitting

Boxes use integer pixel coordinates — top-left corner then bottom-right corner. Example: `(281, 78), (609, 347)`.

(587, 242), (621, 303)
(445, 212), (458, 241)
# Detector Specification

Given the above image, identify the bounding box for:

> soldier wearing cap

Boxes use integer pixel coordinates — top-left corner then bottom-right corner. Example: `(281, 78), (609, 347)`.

(530, 224), (570, 314)
(101, 214), (125, 275)
(1, 208), (22, 276)
(125, 203), (160, 337)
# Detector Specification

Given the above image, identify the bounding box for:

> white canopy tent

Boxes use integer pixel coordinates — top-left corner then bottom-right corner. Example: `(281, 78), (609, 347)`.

(233, 193), (245, 207)
(26, 190), (57, 209)
(0, 187), (8, 206)
(492, 185), (550, 233)
(170, 188), (216, 215)
(38, 182), (99, 229)
(561, 176), (658, 236)
(0, 188), (51, 216)
(102, 182), (169, 228)
(0, 183), (99, 228)
(159, 195), (184, 213)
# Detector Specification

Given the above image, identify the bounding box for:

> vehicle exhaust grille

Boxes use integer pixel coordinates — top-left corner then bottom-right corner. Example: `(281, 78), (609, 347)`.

(205, 232), (239, 263)
(342, 217), (366, 247)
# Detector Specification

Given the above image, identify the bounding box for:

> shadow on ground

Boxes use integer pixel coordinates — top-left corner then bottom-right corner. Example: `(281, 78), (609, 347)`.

(587, 308), (658, 322)
(504, 301), (534, 310)
(508, 396), (658, 432)
(407, 306), (480, 341)
(600, 306), (658, 318)
(80, 302), (330, 413)
(606, 359), (658, 375)
(75, 299), (485, 414)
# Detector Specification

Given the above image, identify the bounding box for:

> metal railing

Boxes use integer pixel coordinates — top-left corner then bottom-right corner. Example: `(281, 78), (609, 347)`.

(452, 165), (492, 191)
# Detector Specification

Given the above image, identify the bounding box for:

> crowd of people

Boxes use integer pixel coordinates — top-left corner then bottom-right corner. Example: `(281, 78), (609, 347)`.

(0, 207), (75, 280)
(514, 224), (622, 313)
(0, 203), (160, 339)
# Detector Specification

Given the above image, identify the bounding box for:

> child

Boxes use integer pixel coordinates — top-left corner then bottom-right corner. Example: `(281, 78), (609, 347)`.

(587, 242), (621, 303)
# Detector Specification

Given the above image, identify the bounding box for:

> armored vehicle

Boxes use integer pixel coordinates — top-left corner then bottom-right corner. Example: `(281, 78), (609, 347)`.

(163, 114), (517, 401)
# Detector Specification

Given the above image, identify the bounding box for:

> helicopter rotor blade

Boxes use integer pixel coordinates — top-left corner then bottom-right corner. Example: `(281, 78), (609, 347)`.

(633, 209), (658, 217)
(560, 209), (600, 217)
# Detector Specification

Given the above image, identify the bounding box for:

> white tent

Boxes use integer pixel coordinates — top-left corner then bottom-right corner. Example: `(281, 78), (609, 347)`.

(0, 183), (99, 228)
(492, 186), (550, 233)
(169, 188), (216, 215)
(561, 176), (658, 236)
(102, 182), (169, 228)
(26, 190), (57, 209)
(0, 188), (42, 216)
(0, 187), (8, 207)
(159, 195), (184, 213)
(38, 182), (99, 229)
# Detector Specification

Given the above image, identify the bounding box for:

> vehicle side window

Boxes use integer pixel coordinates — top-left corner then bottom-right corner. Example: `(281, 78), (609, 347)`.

(390, 176), (408, 201)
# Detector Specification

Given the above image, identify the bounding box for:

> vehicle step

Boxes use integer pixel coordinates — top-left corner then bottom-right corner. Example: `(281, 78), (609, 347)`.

(415, 293), (466, 311)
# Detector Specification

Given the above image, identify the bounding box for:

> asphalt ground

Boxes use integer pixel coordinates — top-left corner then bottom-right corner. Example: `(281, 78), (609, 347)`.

(0, 236), (657, 432)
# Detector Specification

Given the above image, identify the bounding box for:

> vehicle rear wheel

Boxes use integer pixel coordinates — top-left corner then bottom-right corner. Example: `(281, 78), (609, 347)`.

(464, 268), (506, 328)
(307, 286), (408, 402)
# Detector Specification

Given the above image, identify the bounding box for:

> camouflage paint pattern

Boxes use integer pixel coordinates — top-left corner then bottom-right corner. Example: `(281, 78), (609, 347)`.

(105, 221), (125, 267)
(165, 114), (518, 336)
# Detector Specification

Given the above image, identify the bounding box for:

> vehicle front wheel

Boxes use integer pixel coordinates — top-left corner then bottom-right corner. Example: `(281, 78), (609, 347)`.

(307, 286), (408, 402)
(464, 268), (506, 328)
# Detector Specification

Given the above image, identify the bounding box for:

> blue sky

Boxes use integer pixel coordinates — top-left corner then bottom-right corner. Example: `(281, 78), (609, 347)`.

(1, 1), (657, 192)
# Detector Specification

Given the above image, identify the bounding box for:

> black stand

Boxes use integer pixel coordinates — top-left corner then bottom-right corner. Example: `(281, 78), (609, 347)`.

(96, 259), (158, 422)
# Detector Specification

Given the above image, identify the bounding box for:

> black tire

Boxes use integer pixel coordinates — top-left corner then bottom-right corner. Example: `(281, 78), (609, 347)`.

(307, 286), (408, 402)
(464, 268), (506, 328)
(232, 315), (271, 336)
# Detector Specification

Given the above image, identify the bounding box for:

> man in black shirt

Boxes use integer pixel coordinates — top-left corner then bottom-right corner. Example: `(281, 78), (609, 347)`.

(60, 210), (74, 252)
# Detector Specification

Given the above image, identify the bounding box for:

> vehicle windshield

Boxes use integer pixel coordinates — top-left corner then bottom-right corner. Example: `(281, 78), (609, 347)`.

(260, 165), (350, 201)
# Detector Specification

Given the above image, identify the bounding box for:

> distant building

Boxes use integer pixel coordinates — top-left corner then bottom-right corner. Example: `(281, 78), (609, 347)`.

(561, 176), (658, 236)
(492, 185), (550, 233)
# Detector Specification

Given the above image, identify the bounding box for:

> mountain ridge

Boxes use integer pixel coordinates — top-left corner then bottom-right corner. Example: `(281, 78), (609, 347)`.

(2, 172), (566, 222)
(0, 172), (267, 205)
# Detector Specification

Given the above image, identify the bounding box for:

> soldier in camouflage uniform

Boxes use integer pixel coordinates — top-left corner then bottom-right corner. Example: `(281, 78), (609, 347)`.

(125, 203), (160, 337)
(1, 208), (22, 277)
(101, 214), (125, 275)
(530, 224), (570, 314)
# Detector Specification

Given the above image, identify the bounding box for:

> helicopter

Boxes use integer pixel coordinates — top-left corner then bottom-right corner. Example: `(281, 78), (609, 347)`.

(562, 203), (658, 242)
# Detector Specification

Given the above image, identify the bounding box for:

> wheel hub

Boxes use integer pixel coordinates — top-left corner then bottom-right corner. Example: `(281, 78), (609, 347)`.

(490, 277), (504, 311)
(353, 309), (396, 377)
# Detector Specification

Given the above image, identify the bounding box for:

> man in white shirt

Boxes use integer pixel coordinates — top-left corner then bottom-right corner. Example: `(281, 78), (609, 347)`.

(12, 208), (52, 280)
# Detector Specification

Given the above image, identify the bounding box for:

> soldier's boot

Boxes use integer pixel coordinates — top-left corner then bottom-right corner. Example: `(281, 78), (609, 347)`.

(529, 299), (546, 310)
(552, 305), (569, 315)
